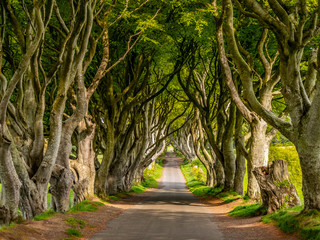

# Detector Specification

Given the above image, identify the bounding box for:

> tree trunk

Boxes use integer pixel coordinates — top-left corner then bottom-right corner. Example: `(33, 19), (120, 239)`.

(71, 118), (96, 203)
(95, 125), (115, 197)
(206, 167), (215, 187)
(0, 137), (21, 225)
(297, 138), (320, 210)
(9, 143), (44, 220)
(234, 111), (246, 195)
(253, 159), (301, 213)
(222, 103), (236, 191)
(49, 132), (74, 212)
(214, 159), (225, 188)
(247, 119), (270, 199)
(49, 165), (74, 212)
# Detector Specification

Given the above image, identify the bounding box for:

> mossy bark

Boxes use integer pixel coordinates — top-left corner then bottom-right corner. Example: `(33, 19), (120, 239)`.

(253, 159), (301, 213)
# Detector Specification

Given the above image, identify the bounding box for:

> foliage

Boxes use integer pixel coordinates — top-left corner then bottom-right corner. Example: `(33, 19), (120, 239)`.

(144, 159), (164, 180)
(228, 204), (265, 217)
(33, 209), (56, 221)
(66, 228), (82, 238)
(0, 223), (16, 231)
(67, 201), (104, 213)
(65, 217), (86, 229)
(261, 206), (320, 239)
(181, 159), (207, 183)
(217, 191), (242, 203)
(181, 160), (241, 203)
(64, 217), (87, 238)
(131, 159), (164, 193)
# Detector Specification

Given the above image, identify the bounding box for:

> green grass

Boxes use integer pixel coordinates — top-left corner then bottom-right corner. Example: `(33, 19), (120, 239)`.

(33, 209), (56, 221)
(180, 159), (242, 202)
(130, 159), (164, 194)
(65, 217), (86, 229)
(67, 200), (104, 213)
(261, 206), (320, 239)
(131, 185), (147, 193)
(228, 203), (265, 217)
(0, 223), (16, 231)
(66, 228), (82, 237)
(217, 191), (242, 203)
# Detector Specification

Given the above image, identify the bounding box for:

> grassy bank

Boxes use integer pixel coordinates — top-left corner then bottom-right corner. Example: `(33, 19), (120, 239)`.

(229, 146), (316, 239)
(180, 159), (242, 203)
(131, 158), (164, 193)
(261, 206), (320, 240)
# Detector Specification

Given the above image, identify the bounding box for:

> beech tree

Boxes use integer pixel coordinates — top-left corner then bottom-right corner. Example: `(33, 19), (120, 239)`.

(215, 0), (320, 209)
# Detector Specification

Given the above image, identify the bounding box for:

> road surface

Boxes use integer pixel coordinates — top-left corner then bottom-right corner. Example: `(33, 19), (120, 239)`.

(91, 153), (224, 240)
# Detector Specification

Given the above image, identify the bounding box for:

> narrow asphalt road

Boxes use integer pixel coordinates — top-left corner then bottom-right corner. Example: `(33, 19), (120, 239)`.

(91, 153), (224, 240)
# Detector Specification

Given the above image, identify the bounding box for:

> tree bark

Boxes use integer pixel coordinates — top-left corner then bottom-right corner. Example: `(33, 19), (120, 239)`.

(0, 137), (21, 225)
(222, 102), (236, 191)
(234, 111), (246, 195)
(71, 117), (96, 203)
(247, 119), (270, 199)
(253, 159), (301, 213)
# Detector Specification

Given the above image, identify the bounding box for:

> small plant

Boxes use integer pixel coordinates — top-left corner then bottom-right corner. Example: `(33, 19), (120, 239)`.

(0, 223), (16, 231)
(65, 217), (86, 229)
(228, 203), (265, 217)
(66, 228), (82, 237)
(67, 200), (104, 213)
(33, 209), (56, 221)
(217, 191), (242, 203)
(131, 185), (146, 193)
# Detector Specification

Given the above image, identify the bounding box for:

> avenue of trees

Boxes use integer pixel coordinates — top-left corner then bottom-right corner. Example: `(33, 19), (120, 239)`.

(0, 0), (319, 225)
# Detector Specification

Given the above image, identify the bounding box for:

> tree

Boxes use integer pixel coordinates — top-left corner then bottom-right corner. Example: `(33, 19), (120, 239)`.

(215, 0), (319, 209)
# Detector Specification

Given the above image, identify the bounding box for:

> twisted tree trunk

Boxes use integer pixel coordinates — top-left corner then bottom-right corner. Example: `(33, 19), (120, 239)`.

(253, 159), (301, 213)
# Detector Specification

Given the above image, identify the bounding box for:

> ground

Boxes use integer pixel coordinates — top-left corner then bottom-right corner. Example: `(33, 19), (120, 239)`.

(0, 154), (301, 240)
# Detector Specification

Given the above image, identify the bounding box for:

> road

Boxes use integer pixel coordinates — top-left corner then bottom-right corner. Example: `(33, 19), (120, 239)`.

(91, 153), (224, 240)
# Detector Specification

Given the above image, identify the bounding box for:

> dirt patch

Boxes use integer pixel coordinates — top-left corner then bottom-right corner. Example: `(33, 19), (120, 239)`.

(0, 190), (155, 240)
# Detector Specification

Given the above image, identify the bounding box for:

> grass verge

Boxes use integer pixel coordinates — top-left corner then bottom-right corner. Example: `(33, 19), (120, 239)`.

(33, 209), (56, 221)
(67, 200), (104, 213)
(64, 217), (87, 239)
(261, 206), (320, 239)
(0, 223), (16, 231)
(228, 203), (266, 217)
(65, 217), (86, 229)
(180, 159), (241, 203)
(66, 227), (82, 237)
(130, 158), (164, 194)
